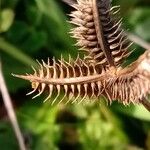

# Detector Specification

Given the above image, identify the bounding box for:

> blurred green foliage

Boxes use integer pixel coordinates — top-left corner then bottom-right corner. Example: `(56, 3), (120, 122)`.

(0, 0), (150, 150)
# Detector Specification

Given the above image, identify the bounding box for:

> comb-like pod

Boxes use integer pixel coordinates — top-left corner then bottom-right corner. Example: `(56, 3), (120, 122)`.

(12, 0), (150, 111)
(13, 56), (108, 105)
(13, 51), (150, 106)
(70, 0), (132, 67)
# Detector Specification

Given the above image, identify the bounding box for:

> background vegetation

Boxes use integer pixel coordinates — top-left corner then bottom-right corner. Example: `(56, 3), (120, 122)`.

(0, 0), (150, 149)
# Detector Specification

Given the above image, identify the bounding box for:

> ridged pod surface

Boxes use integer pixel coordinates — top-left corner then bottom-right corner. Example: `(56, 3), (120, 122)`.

(105, 51), (150, 105)
(70, 0), (132, 67)
(13, 56), (107, 104)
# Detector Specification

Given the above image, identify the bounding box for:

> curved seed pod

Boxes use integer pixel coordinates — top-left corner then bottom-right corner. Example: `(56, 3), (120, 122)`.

(13, 56), (107, 104)
(70, 0), (132, 67)
(105, 51), (150, 105)
(12, 51), (150, 111)
(12, 0), (150, 111)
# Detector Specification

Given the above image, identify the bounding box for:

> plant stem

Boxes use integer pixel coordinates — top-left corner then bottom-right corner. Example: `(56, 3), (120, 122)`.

(0, 62), (27, 150)
(128, 33), (150, 50)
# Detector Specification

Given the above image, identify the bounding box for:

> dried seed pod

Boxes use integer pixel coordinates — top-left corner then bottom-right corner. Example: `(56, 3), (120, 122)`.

(13, 56), (107, 105)
(13, 50), (150, 107)
(70, 0), (132, 67)
(103, 51), (150, 105)
(13, 0), (150, 111)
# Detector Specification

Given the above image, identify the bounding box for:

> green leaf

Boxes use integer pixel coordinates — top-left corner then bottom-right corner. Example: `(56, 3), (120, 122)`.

(135, 19), (150, 40)
(0, 122), (18, 150)
(18, 100), (60, 150)
(0, 9), (14, 33)
(0, 38), (37, 67)
(112, 104), (150, 121)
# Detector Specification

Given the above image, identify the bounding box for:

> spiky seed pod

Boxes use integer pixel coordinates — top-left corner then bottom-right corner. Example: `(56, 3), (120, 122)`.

(105, 51), (150, 105)
(13, 50), (150, 107)
(13, 56), (108, 105)
(70, 0), (132, 67)
(13, 0), (150, 111)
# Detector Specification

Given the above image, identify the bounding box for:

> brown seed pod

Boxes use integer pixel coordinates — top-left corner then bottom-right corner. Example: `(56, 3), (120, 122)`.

(12, 51), (150, 109)
(13, 0), (150, 111)
(69, 0), (132, 67)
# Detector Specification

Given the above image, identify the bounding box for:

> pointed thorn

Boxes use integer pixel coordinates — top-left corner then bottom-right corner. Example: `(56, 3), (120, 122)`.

(12, 73), (32, 81)
(12, 73), (40, 96)
(26, 89), (37, 96)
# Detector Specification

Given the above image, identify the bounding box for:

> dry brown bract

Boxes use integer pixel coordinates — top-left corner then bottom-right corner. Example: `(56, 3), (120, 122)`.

(13, 0), (150, 111)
